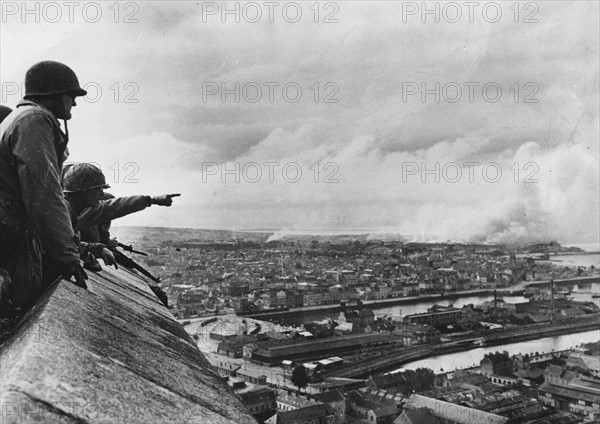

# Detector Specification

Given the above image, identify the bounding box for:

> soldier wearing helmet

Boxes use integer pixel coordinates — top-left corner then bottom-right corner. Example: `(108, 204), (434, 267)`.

(79, 192), (118, 248)
(0, 61), (88, 309)
(62, 163), (180, 270)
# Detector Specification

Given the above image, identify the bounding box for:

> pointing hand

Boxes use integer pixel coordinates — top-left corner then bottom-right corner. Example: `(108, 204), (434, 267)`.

(151, 193), (181, 207)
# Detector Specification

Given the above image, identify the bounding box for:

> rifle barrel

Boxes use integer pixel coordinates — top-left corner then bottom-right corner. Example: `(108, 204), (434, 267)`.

(113, 250), (160, 283)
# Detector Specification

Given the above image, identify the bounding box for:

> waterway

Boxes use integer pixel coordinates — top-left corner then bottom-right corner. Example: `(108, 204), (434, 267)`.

(272, 294), (528, 325)
(273, 281), (600, 325)
(563, 243), (600, 254)
(396, 328), (600, 373)
(375, 282), (600, 318)
(374, 295), (527, 319)
(302, 281), (600, 374)
(549, 253), (600, 269)
(386, 282), (599, 373)
(570, 282), (600, 307)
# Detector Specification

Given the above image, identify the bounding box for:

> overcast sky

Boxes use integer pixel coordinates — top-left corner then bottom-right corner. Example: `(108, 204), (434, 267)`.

(1, 1), (598, 243)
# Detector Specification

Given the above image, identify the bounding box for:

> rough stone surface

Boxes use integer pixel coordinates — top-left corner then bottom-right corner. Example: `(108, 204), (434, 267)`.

(0, 266), (256, 424)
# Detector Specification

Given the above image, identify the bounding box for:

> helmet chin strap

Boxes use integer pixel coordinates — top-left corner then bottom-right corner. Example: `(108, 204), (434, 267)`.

(63, 118), (69, 142)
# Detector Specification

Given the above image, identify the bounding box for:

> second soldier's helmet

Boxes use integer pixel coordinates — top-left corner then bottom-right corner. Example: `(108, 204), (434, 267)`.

(24, 61), (87, 99)
(62, 163), (111, 193)
(0, 105), (12, 123)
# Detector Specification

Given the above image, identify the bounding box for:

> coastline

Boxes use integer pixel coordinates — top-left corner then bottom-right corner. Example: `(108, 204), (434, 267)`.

(549, 251), (600, 256)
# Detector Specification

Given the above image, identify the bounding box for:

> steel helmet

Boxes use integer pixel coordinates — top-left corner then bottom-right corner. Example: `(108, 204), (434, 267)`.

(62, 163), (110, 193)
(0, 105), (12, 123)
(23, 61), (87, 99)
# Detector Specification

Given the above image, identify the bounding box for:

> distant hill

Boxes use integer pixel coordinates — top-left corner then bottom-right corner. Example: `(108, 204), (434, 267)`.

(110, 226), (585, 252)
(111, 226), (271, 245)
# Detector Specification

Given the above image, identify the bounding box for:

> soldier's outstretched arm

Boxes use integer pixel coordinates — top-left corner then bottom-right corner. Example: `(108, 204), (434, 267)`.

(75, 194), (181, 232)
(75, 195), (153, 233)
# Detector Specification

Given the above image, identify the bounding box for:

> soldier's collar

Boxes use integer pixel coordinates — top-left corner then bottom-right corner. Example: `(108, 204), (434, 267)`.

(16, 100), (61, 126)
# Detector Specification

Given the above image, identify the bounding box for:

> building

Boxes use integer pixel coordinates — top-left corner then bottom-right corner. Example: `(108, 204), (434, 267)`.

(458, 389), (548, 422)
(334, 322), (353, 335)
(566, 353), (600, 377)
(316, 357), (344, 372)
(237, 369), (268, 386)
(303, 291), (324, 307)
(218, 339), (248, 357)
(215, 361), (241, 377)
(338, 310), (361, 333)
(312, 390), (346, 423)
(521, 411), (585, 424)
(240, 387), (277, 423)
(347, 388), (402, 423)
(360, 309), (376, 328)
(404, 306), (463, 327)
(276, 290), (288, 308)
(277, 390), (320, 412)
(402, 394), (508, 424)
(480, 352), (514, 377)
(395, 407), (442, 424)
(177, 289), (207, 316)
(401, 323), (441, 345)
(318, 377), (366, 392)
(266, 403), (338, 424)
(369, 405), (400, 424)
(251, 333), (400, 365)
(538, 364), (600, 418)
(244, 343), (259, 359)
(367, 373), (412, 393)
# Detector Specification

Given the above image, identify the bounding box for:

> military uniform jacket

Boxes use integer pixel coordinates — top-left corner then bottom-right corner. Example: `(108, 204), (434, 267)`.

(0, 101), (79, 265)
(70, 195), (152, 234)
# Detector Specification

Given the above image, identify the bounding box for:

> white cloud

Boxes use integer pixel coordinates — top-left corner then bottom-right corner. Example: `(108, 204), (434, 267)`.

(1, 1), (598, 243)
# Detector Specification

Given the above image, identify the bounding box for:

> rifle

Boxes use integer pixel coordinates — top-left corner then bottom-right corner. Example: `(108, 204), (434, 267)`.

(117, 242), (148, 256)
(111, 248), (169, 307)
(112, 249), (160, 284)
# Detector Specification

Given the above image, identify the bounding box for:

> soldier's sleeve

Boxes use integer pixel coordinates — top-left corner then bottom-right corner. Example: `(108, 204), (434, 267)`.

(80, 242), (106, 259)
(12, 112), (79, 264)
(74, 195), (152, 233)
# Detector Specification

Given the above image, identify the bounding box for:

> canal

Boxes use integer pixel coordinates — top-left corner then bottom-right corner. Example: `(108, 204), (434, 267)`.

(269, 293), (529, 326)
(387, 280), (599, 372)
(374, 295), (527, 319)
(397, 328), (600, 373)
(273, 281), (598, 325)
(273, 280), (599, 373)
